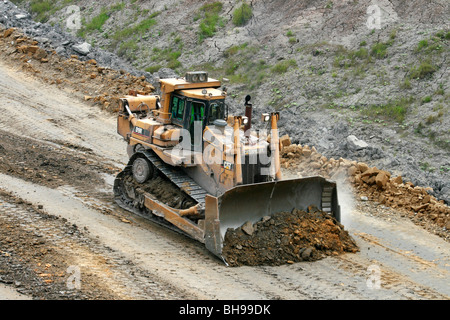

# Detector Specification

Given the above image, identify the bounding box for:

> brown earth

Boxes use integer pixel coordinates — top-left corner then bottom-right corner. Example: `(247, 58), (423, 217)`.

(0, 129), (118, 191)
(223, 207), (359, 267)
(0, 189), (118, 299)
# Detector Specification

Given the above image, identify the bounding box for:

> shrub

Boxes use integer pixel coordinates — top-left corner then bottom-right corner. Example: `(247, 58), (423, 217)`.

(271, 59), (297, 74)
(29, 0), (53, 22)
(84, 10), (110, 33)
(232, 2), (252, 26)
(410, 61), (437, 79)
(198, 2), (223, 41)
(417, 39), (428, 50)
(362, 97), (413, 123)
(145, 65), (163, 73)
(113, 16), (158, 41)
(371, 42), (388, 59)
(421, 96), (432, 104)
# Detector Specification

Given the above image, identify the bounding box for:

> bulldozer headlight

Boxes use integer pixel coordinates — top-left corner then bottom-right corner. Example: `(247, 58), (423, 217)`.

(262, 113), (270, 122)
(185, 71), (208, 83)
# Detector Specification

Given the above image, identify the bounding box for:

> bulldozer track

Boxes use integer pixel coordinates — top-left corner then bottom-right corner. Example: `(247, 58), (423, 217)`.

(113, 150), (209, 240)
(142, 151), (209, 206)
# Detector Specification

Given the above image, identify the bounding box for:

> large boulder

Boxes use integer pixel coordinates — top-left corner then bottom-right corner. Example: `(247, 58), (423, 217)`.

(347, 135), (368, 151)
(72, 42), (91, 55)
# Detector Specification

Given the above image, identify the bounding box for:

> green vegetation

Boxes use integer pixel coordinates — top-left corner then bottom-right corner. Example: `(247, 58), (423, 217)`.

(30, 0), (53, 21)
(232, 2), (252, 26)
(223, 43), (248, 58)
(78, 10), (109, 37)
(417, 39), (429, 51)
(149, 35), (184, 71)
(107, 10), (160, 60)
(145, 65), (163, 73)
(271, 59), (297, 74)
(113, 14), (159, 41)
(189, 43), (271, 89)
(400, 77), (412, 89)
(197, 2), (223, 42)
(77, 2), (129, 37)
(410, 61), (437, 79)
(117, 39), (138, 59)
(12, 0), (58, 22)
(361, 97), (413, 123)
(351, 47), (369, 59)
(421, 95), (432, 104)
(370, 42), (389, 59)
(416, 30), (448, 54)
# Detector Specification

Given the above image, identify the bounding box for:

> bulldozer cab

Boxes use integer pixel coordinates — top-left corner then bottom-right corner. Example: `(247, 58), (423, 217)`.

(170, 90), (226, 150)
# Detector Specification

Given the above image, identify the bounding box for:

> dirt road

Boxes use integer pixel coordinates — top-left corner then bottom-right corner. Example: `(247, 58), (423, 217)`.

(0, 60), (449, 300)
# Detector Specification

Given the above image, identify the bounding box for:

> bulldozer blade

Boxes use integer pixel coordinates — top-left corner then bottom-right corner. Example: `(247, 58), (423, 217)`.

(204, 176), (340, 260)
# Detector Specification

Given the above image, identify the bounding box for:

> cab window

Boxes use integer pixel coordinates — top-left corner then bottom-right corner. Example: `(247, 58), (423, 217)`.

(171, 96), (185, 123)
(208, 101), (225, 124)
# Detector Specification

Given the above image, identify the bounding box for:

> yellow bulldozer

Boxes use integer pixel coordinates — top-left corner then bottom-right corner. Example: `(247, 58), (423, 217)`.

(114, 71), (340, 263)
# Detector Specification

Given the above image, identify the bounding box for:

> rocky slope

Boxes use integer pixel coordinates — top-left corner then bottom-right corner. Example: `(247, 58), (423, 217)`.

(2, 0), (449, 203)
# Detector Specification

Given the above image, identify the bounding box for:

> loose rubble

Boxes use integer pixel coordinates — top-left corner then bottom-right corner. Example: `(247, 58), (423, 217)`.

(280, 138), (450, 240)
(222, 207), (359, 267)
(0, 26), (156, 113)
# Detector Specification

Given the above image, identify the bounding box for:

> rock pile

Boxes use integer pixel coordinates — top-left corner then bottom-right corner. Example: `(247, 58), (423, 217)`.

(0, 0), (149, 78)
(222, 207), (359, 267)
(280, 138), (450, 239)
(349, 163), (450, 232)
(0, 26), (155, 112)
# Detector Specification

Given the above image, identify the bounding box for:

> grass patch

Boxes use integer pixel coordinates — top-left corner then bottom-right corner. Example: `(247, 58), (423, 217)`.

(150, 36), (184, 71)
(78, 10), (110, 37)
(145, 64), (163, 73)
(370, 42), (389, 59)
(223, 43), (248, 58)
(190, 44), (267, 89)
(410, 61), (437, 79)
(197, 2), (223, 42)
(232, 2), (252, 26)
(400, 77), (412, 89)
(24, 0), (55, 22)
(112, 13), (159, 42)
(416, 30), (448, 54)
(421, 96), (432, 104)
(271, 59), (297, 74)
(117, 39), (138, 59)
(362, 97), (413, 123)
(417, 39), (428, 50)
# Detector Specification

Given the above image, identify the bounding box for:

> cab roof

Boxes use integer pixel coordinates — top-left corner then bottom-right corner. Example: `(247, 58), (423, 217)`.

(178, 87), (226, 100)
(160, 77), (221, 91)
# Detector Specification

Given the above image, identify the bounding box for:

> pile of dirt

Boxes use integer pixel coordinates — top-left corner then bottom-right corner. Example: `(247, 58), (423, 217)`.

(0, 26), (155, 113)
(222, 207), (359, 267)
(280, 139), (450, 240)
